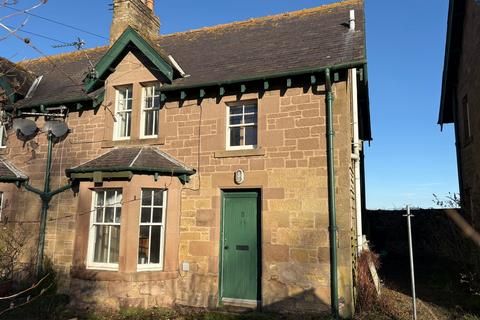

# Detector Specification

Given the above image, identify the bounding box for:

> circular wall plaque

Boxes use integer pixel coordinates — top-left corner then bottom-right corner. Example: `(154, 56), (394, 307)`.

(234, 169), (245, 185)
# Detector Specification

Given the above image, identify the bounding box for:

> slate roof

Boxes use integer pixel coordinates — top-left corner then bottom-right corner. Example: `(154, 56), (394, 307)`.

(0, 158), (28, 182)
(65, 147), (195, 176)
(12, 0), (365, 108)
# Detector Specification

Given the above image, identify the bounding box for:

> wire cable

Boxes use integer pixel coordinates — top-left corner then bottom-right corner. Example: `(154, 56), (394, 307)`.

(10, 26), (68, 44)
(4, 4), (109, 40)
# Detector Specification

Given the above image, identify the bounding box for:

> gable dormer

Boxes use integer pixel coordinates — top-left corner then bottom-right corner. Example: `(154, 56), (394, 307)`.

(83, 27), (175, 94)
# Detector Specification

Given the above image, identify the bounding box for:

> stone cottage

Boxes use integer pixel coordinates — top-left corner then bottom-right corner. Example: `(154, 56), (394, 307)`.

(0, 0), (371, 317)
(438, 0), (480, 230)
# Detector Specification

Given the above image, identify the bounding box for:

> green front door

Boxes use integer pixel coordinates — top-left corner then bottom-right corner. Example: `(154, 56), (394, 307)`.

(221, 191), (259, 301)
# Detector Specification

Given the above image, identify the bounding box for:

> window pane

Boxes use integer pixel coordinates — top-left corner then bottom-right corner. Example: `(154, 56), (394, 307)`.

(153, 189), (163, 206)
(153, 96), (160, 109)
(244, 114), (257, 124)
(150, 226), (161, 264)
(142, 190), (152, 206)
(138, 226), (150, 264)
(245, 126), (257, 146)
(95, 208), (103, 223)
(115, 208), (121, 223)
(230, 127), (241, 147)
(152, 208), (163, 223)
(109, 226), (120, 263)
(93, 225), (109, 263)
(96, 191), (105, 207)
(144, 110), (158, 136)
(105, 190), (116, 206)
(244, 105), (257, 114)
(145, 96), (153, 109)
(125, 113), (131, 137)
(104, 207), (114, 223)
(141, 207), (151, 223)
(125, 88), (132, 100)
(229, 106), (243, 115)
(229, 115), (242, 125)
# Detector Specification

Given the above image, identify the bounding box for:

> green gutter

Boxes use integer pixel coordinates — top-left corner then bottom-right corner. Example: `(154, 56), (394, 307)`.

(66, 166), (196, 176)
(160, 60), (367, 92)
(0, 176), (28, 182)
(438, 0), (455, 124)
(16, 90), (104, 111)
(325, 68), (339, 319)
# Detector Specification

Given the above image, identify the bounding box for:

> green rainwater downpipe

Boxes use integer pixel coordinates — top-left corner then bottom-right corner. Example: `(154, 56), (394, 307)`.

(325, 68), (339, 318)
(36, 133), (53, 277)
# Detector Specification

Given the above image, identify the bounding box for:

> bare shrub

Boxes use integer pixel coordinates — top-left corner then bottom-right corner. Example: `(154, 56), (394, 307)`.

(0, 224), (32, 282)
(356, 249), (381, 313)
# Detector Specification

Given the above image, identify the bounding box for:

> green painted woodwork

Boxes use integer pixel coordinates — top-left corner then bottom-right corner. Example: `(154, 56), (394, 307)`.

(286, 78), (292, 87)
(83, 26), (173, 93)
(219, 86), (225, 96)
(199, 89), (206, 98)
(311, 75), (317, 84)
(221, 191), (259, 301)
(240, 84), (246, 93)
(263, 81), (269, 90)
(180, 91), (187, 100)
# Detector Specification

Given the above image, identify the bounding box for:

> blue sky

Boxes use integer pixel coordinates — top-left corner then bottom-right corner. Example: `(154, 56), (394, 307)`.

(0, 0), (458, 209)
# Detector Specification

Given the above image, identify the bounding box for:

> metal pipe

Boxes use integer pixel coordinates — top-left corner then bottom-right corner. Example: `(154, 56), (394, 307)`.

(351, 67), (363, 254)
(35, 134), (53, 277)
(404, 206), (417, 320)
(325, 68), (339, 318)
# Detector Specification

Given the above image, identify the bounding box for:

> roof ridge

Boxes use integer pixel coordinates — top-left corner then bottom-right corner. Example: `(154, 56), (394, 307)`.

(158, 0), (361, 39)
(130, 148), (143, 167)
(17, 45), (108, 65)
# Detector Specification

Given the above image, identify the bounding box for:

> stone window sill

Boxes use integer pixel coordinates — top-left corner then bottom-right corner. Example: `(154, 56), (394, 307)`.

(214, 148), (265, 158)
(102, 137), (165, 149)
(70, 265), (178, 281)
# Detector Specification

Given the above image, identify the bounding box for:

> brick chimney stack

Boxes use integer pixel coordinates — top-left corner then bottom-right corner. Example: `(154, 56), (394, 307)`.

(110, 0), (160, 44)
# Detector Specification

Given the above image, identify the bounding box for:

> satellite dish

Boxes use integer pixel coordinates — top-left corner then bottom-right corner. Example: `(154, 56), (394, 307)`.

(13, 118), (38, 140)
(43, 120), (69, 138)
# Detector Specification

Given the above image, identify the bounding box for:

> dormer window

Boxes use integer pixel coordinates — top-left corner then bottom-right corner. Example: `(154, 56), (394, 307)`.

(114, 85), (133, 140)
(141, 84), (160, 138)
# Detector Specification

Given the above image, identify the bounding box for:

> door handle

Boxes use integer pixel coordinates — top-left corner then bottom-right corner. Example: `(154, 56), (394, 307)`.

(224, 245), (229, 249)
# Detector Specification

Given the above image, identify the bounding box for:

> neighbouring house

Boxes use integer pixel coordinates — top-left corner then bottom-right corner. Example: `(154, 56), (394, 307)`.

(0, 0), (371, 317)
(438, 0), (480, 230)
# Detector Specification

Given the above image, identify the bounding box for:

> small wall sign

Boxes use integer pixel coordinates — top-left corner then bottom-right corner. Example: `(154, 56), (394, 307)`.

(234, 169), (245, 185)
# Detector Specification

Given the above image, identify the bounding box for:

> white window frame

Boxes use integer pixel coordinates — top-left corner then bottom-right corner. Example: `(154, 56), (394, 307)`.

(0, 122), (6, 148)
(113, 85), (133, 141)
(0, 192), (4, 222)
(226, 102), (258, 150)
(140, 84), (160, 139)
(87, 189), (122, 271)
(137, 189), (167, 271)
